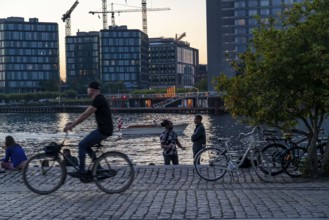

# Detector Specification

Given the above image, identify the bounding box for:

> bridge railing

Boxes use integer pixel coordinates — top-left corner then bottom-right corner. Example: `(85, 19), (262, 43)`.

(105, 91), (219, 100)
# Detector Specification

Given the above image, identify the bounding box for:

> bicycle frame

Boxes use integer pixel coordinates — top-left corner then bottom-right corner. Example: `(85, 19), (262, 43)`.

(222, 140), (261, 171)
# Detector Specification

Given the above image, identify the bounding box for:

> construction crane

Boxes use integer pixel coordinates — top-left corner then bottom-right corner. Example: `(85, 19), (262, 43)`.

(62, 0), (79, 36)
(102, 0), (108, 30)
(141, 0), (147, 34)
(90, 3), (170, 34)
(127, 0), (150, 34)
(175, 32), (186, 42)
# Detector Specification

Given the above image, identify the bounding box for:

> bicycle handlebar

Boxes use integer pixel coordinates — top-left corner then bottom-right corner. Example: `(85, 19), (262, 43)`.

(238, 126), (260, 139)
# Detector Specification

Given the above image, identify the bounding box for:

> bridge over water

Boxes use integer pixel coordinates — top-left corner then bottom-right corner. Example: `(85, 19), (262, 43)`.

(0, 92), (224, 114)
(106, 91), (223, 109)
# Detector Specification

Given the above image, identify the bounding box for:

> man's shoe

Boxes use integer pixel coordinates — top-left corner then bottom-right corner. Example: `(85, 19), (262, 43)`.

(97, 169), (117, 181)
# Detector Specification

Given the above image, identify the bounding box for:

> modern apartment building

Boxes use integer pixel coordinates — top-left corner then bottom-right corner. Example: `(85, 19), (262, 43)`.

(100, 26), (149, 91)
(0, 17), (59, 93)
(149, 37), (199, 89)
(206, 0), (304, 91)
(65, 31), (100, 86)
(196, 64), (207, 84)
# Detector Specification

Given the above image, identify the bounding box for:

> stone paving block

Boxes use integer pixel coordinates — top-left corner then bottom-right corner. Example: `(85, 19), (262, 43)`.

(0, 165), (329, 219)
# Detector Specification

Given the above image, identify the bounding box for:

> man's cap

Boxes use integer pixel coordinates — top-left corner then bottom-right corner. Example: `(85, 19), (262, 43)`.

(88, 81), (100, 90)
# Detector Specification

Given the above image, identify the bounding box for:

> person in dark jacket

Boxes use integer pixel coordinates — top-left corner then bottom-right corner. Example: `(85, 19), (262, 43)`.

(1, 136), (28, 170)
(191, 115), (206, 161)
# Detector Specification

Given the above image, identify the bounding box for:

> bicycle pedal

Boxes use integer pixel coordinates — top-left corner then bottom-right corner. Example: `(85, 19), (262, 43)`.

(97, 169), (117, 180)
(79, 176), (93, 183)
(79, 173), (93, 183)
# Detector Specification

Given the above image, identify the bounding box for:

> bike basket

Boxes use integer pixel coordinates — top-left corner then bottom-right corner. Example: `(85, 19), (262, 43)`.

(44, 142), (60, 155)
(241, 135), (256, 147)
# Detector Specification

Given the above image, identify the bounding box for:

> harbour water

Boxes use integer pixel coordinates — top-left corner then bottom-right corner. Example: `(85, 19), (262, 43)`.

(2, 112), (327, 165)
(0, 112), (253, 165)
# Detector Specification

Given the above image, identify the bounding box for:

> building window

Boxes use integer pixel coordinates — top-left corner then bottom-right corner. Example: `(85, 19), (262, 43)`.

(235, 28), (246, 34)
(235, 19), (246, 26)
(235, 37), (247, 44)
(261, 0), (270, 6)
(248, 0), (258, 7)
(248, 19), (258, 25)
(260, 9), (270, 15)
(249, 9), (258, 16)
(272, 8), (281, 16)
(235, 10), (246, 16)
(273, 0), (282, 6)
(235, 1), (246, 8)
(284, 0), (293, 4)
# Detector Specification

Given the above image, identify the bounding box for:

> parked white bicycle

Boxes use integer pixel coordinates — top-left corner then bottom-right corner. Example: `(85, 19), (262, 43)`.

(194, 126), (273, 182)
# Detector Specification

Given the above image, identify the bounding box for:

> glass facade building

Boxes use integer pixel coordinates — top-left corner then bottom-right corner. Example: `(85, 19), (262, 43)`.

(100, 26), (149, 90)
(207, 0), (304, 91)
(149, 38), (199, 88)
(0, 17), (59, 93)
(65, 31), (100, 85)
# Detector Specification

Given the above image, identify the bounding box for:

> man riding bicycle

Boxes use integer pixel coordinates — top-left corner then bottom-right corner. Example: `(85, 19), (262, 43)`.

(64, 81), (113, 177)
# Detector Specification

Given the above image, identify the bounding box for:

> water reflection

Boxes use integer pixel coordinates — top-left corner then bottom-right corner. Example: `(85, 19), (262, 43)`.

(0, 112), (262, 165)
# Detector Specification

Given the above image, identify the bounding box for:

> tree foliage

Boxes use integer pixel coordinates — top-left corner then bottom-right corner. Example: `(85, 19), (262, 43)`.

(214, 0), (329, 177)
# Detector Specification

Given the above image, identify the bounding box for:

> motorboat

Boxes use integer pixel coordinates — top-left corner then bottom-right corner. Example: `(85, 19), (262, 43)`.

(120, 123), (188, 136)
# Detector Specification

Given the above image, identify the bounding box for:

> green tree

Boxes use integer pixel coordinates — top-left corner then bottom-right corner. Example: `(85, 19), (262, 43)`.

(195, 78), (208, 92)
(214, 0), (329, 177)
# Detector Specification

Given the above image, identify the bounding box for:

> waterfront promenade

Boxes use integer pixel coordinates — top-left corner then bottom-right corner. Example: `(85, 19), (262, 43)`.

(1, 165), (329, 220)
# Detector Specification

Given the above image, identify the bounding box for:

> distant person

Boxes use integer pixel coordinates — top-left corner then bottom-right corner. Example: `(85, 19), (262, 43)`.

(191, 115), (206, 161)
(160, 119), (186, 165)
(62, 149), (79, 167)
(1, 136), (28, 170)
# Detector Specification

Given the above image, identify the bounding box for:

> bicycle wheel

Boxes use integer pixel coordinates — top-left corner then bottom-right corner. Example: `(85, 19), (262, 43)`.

(92, 151), (134, 194)
(250, 148), (272, 182)
(194, 147), (228, 181)
(282, 146), (307, 177)
(22, 153), (66, 195)
(261, 143), (287, 176)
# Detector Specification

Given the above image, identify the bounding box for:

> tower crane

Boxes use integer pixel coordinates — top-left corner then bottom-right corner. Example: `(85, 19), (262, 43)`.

(90, 3), (170, 34)
(62, 0), (79, 36)
(141, 0), (147, 34)
(175, 32), (186, 42)
(125, 0), (151, 34)
(102, 0), (108, 30)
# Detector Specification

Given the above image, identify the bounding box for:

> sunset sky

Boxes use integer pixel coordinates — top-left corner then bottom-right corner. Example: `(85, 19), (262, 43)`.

(1, 0), (207, 80)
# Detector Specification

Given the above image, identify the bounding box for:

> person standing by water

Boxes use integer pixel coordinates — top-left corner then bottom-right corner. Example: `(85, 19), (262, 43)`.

(1, 136), (28, 170)
(160, 119), (186, 165)
(191, 115), (206, 161)
(63, 81), (113, 178)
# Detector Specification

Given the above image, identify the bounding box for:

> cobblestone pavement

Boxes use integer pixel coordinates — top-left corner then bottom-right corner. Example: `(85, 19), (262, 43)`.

(0, 165), (329, 220)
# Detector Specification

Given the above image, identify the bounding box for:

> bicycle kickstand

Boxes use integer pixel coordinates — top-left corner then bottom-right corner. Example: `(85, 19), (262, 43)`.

(229, 170), (240, 183)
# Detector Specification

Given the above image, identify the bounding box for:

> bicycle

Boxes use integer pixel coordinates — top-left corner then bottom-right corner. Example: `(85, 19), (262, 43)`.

(22, 134), (135, 195)
(194, 126), (273, 182)
(261, 130), (327, 177)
